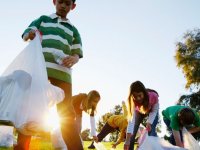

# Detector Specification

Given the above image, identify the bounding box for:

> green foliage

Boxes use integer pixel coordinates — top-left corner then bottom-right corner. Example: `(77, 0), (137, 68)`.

(177, 91), (200, 111)
(175, 28), (200, 111)
(81, 128), (92, 141)
(111, 105), (123, 115)
(175, 29), (200, 89)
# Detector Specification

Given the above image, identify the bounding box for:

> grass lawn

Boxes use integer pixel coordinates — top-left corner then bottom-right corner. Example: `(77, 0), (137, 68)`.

(84, 141), (124, 150)
(0, 138), (137, 150)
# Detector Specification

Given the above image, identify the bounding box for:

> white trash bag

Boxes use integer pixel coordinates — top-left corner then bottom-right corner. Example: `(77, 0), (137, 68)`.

(183, 127), (200, 150)
(51, 128), (67, 150)
(0, 32), (64, 135)
(94, 142), (107, 150)
(138, 129), (186, 150)
(0, 126), (14, 147)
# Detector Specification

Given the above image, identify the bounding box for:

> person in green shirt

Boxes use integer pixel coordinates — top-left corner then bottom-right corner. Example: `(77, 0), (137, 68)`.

(162, 105), (200, 148)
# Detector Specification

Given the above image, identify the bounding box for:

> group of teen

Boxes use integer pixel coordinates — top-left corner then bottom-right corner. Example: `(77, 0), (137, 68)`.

(82, 81), (200, 150)
(0, 0), (199, 149)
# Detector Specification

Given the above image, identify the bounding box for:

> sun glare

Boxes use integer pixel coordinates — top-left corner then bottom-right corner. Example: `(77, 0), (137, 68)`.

(44, 106), (61, 132)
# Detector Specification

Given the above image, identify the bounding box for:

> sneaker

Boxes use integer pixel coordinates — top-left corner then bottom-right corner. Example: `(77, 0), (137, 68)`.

(88, 144), (95, 149)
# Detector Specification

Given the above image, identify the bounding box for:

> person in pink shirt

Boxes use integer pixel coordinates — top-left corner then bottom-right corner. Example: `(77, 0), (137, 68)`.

(124, 81), (159, 150)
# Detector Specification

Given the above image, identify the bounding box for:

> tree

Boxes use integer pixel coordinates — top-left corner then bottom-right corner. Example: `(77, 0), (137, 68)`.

(175, 29), (200, 89)
(177, 91), (200, 111)
(81, 128), (92, 141)
(175, 28), (200, 110)
(111, 105), (122, 115)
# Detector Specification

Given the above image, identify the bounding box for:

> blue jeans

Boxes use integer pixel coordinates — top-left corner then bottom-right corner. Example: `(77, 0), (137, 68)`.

(129, 111), (159, 150)
(163, 118), (183, 145)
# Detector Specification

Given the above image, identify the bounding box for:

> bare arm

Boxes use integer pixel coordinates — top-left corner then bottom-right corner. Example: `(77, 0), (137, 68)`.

(124, 114), (135, 149)
(23, 30), (36, 41)
(124, 133), (132, 150)
(113, 129), (126, 148)
(62, 54), (79, 68)
(147, 103), (159, 124)
(188, 126), (200, 134)
(172, 130), (184, 148)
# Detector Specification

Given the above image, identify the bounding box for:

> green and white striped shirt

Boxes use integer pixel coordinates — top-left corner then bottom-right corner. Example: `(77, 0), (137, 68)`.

(23, 13), (83, 83)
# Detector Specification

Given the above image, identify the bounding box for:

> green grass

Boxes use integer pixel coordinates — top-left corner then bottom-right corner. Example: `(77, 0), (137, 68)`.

(84, 141), (124, 150)
(0, 147), (12, 150)
(0, 139), (136, 150)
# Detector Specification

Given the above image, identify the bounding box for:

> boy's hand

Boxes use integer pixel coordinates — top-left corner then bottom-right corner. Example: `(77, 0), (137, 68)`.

(188, 126), (200, 134)
(29, 30), (36, 40)
(24, 30), (36, 41)
(62, 54), (79, 68)
(173, 130), (184, 148)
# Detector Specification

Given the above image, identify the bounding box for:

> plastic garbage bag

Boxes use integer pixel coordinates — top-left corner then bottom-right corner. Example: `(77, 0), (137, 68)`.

(0, 32), (64, 135)
(183, 127), (200, 150)
(51, 128), (67, 150)
(94, 142), (107, 150)
(0, 126), (14, 147)
(138, 129), (186, 150)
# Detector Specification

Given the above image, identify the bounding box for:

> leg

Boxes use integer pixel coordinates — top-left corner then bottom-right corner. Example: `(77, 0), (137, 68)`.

(14, 132), (31, 150)
(88, 122), (116, 149)
(97, 122), (116, 142)
(148, 113), (158, 136)
(129, 111), (145, 150)
(49, 78), (83, 150)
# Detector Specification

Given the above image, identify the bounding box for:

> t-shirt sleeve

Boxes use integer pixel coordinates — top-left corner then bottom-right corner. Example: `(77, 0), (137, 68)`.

(147, 92), (159, 124)
(71, 26), (83, 58)
(194, 112), (200, 127)
(170, 115), (180, 131)
(127, 110), (136, 134)
(22, 16), (43, 38)
(90, 116), (96, 136)
(147, 103), (159, 124)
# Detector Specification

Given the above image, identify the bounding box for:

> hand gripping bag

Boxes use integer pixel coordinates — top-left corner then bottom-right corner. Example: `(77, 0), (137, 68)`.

(138, 129), (187, 150)
(183, 127), (200, 150)
(0, 32), (64, 135)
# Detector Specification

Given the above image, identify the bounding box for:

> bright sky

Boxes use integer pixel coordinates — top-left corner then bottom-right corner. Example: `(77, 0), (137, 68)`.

(0, 0), (199, 136)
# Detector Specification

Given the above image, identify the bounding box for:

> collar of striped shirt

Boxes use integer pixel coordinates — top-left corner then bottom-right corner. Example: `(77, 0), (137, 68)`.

(49, 13), (73, 25)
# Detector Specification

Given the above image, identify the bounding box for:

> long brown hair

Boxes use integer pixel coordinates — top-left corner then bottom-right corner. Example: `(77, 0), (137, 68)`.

(127, 81), (149, 119)
(86, 90), (100, 116)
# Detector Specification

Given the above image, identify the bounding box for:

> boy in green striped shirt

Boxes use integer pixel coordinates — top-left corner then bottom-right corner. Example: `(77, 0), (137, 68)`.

(15, 0), (84, 150)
